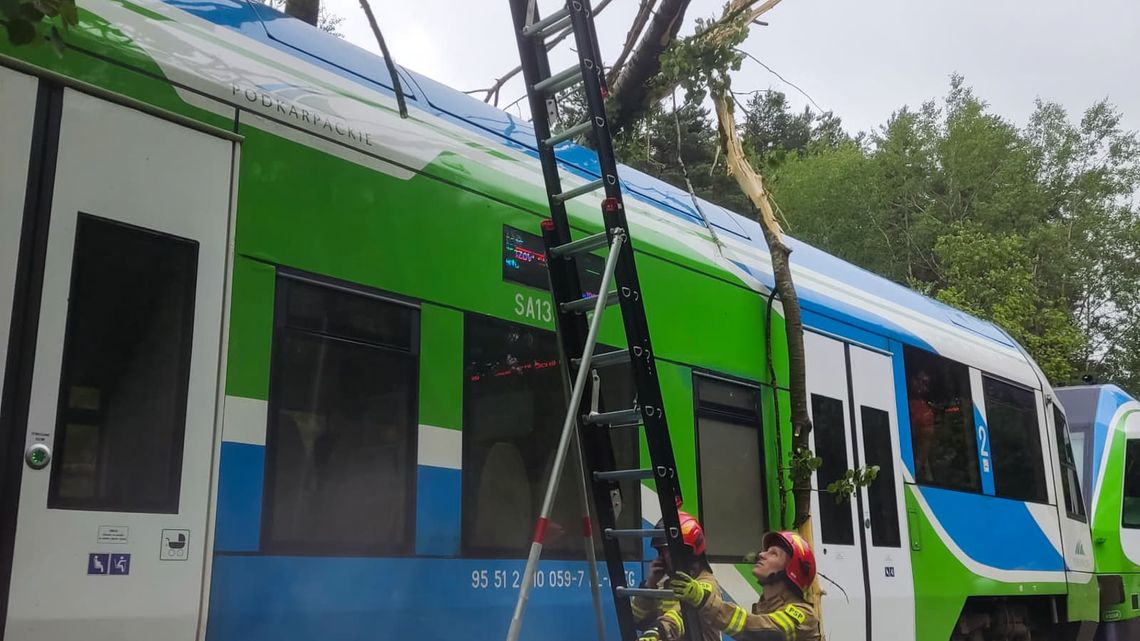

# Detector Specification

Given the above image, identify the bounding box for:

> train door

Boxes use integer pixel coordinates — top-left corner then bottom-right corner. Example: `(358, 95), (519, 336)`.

(0, 68), (38, 435)
(805, 331), (913, 641)
(805, 331), (866, 641)
(0, 75), (235, 641)
(848, 345), (913, 641)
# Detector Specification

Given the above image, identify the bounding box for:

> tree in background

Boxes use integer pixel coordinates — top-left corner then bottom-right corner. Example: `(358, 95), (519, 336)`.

(255, 0), (342, 35)
(768, 75), (1140, 391)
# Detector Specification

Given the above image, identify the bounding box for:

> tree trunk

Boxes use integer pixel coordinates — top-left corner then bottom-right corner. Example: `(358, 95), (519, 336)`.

(285, 0), (319, 26)
(710, 84), (820, 614)
(607, 0), (691, 133)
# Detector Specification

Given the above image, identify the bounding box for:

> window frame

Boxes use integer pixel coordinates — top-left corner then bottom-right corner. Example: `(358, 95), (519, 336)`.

(47, 213), (199, 514)
(811, 392), (856, 546)
(692, 371), (767, 563)
(458, 312), (640, 560)
(859, 404), (902, 548)
(260, 269), (421, 557)
(981, 374), (1049, 505)
(1123, 439), (1140, 530)
(1051, 406), (1087, 522)
(903, 346), (983, 495)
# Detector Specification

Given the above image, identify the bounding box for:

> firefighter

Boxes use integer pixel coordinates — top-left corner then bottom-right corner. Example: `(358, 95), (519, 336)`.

(668, 530), (821, 641)
(633, 511), (721, 641)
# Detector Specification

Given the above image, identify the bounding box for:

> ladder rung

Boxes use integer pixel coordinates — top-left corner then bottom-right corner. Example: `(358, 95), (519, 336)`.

(595, 469), (652, 482)
(521, 7), (569, 37)
(572, 349), (628, 370)
(543, 120), (591, 148)
(605, 528), (664, 540)
(550, 231), (608, 258)
(534, 65), (582, 94)
(561, 289), (617, 314)
(585, 408), (641, 426)
(617, 587), (674, 599)
(553, 179), (604, 203)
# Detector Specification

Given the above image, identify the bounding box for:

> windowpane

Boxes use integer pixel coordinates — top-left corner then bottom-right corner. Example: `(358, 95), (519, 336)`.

(462, 315), (639, 558)
(697, 376), (764, 559)
(983, 377), (1047, 503)
(1123, 441), (1140, 529)
(905, 347), (980, 492)
(264, 277), (418, 554)
(49, 215), (197, 513)
(861, 406), (900, 547)
(812, 394), (854, 545)
(1053, 407), (1086, 521)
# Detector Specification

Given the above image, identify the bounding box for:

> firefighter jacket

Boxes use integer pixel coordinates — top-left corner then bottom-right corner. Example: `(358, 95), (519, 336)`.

(695, 585), (821, 641)
(632, 568), (722, 641)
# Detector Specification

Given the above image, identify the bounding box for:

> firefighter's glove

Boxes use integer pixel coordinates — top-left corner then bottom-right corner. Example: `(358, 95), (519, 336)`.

(668, 572), (710, 607)
(637, 628), (662, 641)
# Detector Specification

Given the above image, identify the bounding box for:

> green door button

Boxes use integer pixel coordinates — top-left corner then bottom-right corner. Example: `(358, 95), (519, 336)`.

(25, 443), (51, 470)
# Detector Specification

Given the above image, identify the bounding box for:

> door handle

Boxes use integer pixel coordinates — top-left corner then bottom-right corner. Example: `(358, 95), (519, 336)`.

(25, 443), (51, 470)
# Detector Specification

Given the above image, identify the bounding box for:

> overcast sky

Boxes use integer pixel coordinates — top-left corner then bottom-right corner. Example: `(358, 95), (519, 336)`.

(325, 0), (1140, 138)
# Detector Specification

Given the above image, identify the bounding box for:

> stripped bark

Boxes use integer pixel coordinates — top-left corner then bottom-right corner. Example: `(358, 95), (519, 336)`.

(710, 82), (820, 616)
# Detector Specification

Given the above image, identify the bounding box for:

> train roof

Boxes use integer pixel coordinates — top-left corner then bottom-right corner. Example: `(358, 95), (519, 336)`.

(103, 0), (1041, 385)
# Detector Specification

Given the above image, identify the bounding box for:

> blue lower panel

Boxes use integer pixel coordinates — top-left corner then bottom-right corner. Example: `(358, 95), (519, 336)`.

(416, 466), (462, 556)
(206, 556), (640, 641)
(920, 487), (1064, 571)
(214, 442), (265, 552)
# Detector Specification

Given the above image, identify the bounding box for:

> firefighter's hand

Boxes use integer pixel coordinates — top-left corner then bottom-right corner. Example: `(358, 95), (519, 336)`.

(668, 572), (708, 607)
(637, 628), (662, 641)
(646, 557), (667, 586)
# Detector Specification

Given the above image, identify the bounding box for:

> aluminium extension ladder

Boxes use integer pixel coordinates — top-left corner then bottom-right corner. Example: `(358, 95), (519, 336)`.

(504, 1), (702, 640)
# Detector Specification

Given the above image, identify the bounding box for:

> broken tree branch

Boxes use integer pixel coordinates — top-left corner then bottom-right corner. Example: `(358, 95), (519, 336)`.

(607, 0), (657, 86)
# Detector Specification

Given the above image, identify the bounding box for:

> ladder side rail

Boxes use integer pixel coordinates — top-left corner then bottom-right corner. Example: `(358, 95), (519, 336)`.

(504, 231), (626, 641)
(565, 0), (622, 203)
(507, 0), (574, 241)
(600, 201), (701, 641)
(543, 222), (640, 641)
(565, 0), (689, 569)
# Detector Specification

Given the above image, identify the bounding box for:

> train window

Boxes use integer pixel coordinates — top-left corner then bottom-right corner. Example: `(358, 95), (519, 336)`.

(1124, 440), (1140, 529)
(904, 347), (981, 492)
(861, 406), (901, 547)
(461, 314), (639, 558)
(696, 375), (765, 559)
(812, 394), (854, 545)
(262, 276), (418, 555)
(983, 377), (1047, 503)
(48, 215), (197, 513)
(1053, 407), (1086, 521)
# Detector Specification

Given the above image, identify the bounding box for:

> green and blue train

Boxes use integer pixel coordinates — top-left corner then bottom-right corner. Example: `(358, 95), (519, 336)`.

(1056, 385), (1140, 640)
(0, 0), (1115, 639)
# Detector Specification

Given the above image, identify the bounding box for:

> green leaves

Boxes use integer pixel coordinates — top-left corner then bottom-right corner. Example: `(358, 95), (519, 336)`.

(825, 466), (880, 504)
(789, 446), (822, 487)
(658, 8), (749, 105)
(767, 77), (1140, 393)
(1, 0), (77, 49)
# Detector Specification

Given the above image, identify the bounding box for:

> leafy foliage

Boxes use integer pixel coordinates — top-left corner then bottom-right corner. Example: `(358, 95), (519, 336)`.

(770, 75), (1140, 390)
(1, 0), (77, 49)
(826, 466), (880, 503)
(609, 74), (1140, 393)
